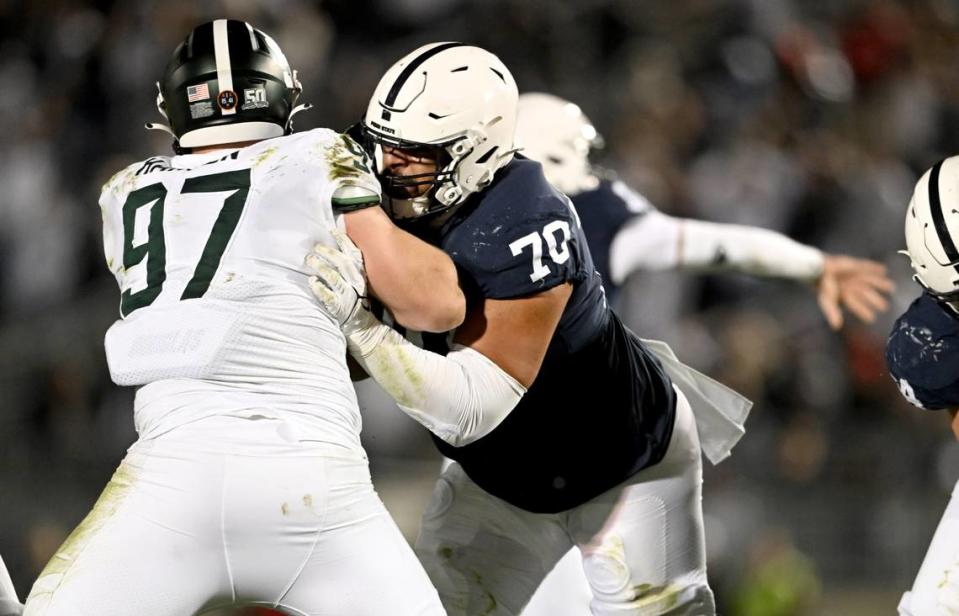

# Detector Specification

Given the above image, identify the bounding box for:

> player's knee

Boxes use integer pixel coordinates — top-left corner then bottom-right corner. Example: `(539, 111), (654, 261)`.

(585, 556), (714, 616)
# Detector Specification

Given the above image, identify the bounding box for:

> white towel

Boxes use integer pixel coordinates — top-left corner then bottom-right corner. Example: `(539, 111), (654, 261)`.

(642, 338), (753, 465)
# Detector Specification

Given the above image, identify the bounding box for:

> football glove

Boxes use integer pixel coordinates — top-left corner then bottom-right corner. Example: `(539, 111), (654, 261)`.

(305, 230), (390, 358)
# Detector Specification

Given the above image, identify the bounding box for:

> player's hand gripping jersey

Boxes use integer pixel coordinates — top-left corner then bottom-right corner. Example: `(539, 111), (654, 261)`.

(99, 129), (379, 446)
(887, 293), (959, 410)
(411, 158), (678, 513)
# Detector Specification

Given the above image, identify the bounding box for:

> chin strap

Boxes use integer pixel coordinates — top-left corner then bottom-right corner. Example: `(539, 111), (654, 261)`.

(286, 102), (314, 133)
(144, 122), (176, 138)
(144, 122), (184, 154)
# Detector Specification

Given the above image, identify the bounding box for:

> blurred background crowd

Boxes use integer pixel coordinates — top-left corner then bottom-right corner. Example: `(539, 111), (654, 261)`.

(1, 0), (958, 613)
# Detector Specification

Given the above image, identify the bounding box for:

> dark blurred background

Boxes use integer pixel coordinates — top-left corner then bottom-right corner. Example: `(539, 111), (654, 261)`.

(2, 0), (958, 613)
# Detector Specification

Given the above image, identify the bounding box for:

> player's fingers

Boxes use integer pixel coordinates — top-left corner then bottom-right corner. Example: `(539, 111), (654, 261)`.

(332, 229), (364, 262)
(850, 258), (887, 275)
(818, 297), (843, 330)
(859, 273), (896, 293)
(306, 255), (348, 293)
(841, 291), (878, 324)
(308, 275), (337, 306)
(817, 276), (843, 330)
(307, 247), (354, 279)
(305, 251), (333, 274)
(848, 283), (890, 313)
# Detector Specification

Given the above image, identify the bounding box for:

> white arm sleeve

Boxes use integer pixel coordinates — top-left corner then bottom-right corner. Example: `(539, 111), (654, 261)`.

(354, 328), (526, 447)
(608, 211), (825, 283)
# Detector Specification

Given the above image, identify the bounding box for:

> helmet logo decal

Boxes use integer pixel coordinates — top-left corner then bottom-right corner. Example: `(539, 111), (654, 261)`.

(384, 42), (466, 108)
(189, 101), (214, 119)
(241, 87), (268, 110)
(186, 83), (210, 102)
(218, 90), (238, 110)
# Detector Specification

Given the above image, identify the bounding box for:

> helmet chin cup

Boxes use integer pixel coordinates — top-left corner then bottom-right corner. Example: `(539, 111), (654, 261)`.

(449, 134), (477, 158)
(435, 183), (462, 206)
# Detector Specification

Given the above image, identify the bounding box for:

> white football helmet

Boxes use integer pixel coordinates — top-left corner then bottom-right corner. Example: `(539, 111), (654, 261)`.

(905, 156), (959, 301)
(515, 92), (603, 195)
(361, 42), (519, 220)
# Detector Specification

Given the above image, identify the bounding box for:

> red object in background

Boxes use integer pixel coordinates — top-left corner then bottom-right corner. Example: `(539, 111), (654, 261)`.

(844, 327), (887, 389)
(840, 3), (909, 84)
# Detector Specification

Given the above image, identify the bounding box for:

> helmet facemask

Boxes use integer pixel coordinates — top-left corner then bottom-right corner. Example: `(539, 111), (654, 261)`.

(360, 125), (475, 222)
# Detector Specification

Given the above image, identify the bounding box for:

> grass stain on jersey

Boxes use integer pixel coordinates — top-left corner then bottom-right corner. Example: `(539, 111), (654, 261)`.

(281, 502), (290, 516)
(325, 136), (371, 182)
(27, 458), (140, 603)
(102, 166), (137, 199)
(252, 147), (279, 169)
(303, 494), (313, 508)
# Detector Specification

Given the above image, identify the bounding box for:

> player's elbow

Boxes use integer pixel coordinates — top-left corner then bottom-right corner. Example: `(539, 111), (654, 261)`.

(392, 287), (466, 333)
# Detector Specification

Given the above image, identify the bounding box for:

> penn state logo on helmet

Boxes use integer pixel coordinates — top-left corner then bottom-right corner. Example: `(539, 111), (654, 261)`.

(358, 43), (519, 221)
(904, 156), (959, 302)
(146, 19), (311, 152)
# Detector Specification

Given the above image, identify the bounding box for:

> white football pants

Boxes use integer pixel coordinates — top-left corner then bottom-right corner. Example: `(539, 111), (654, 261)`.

(416, 387), (714, 616)
(24, 414), (444, 616)
(899, 479), (959, 616)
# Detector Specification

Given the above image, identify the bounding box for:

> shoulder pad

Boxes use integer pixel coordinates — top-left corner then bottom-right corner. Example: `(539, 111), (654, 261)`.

(886, 294), (959, 409)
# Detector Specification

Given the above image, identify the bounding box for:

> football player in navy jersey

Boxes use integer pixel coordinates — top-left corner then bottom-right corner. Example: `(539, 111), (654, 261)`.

(307, 43), (753, 616)
(514, 92), (896, 616)
(515, 92), (894, 327)
(887, 156), (959, 615)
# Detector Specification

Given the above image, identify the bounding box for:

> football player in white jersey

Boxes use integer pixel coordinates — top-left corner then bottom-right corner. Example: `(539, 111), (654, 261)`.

(23, 20), (460, 616)
(513, 92), (895, 616)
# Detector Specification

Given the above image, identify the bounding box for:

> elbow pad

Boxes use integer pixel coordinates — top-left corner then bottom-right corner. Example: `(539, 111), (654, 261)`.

(397, 345), (526, 447)
(355, 324), (526, 447)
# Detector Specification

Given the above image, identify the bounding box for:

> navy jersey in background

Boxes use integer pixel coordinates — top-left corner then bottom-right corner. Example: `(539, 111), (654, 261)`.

(887, 293), (959, 410)
(420, 158), (676, 514)
(572, 179), (653, 305)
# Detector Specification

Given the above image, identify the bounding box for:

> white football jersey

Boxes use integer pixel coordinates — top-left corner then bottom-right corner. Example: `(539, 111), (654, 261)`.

(99, 128), (380, 449)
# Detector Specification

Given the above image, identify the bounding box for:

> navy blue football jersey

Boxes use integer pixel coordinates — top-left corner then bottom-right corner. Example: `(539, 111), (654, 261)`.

(422, 158), (676, 514)
(886, 293), (959, 410)
(573, 179), (652, 305)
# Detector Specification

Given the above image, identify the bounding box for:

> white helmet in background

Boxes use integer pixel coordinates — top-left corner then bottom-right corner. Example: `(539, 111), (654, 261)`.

(905, 156), (959, 301)
(515, 92), (603, 195)
(361, 42), (519, 220)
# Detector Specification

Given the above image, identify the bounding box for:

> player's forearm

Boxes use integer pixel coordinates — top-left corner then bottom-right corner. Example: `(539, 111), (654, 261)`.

(677, 218), (824, 280)
(350, 323), (525, 446)
(950, 408), (959, 442)
(345, 208), (465, 332)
